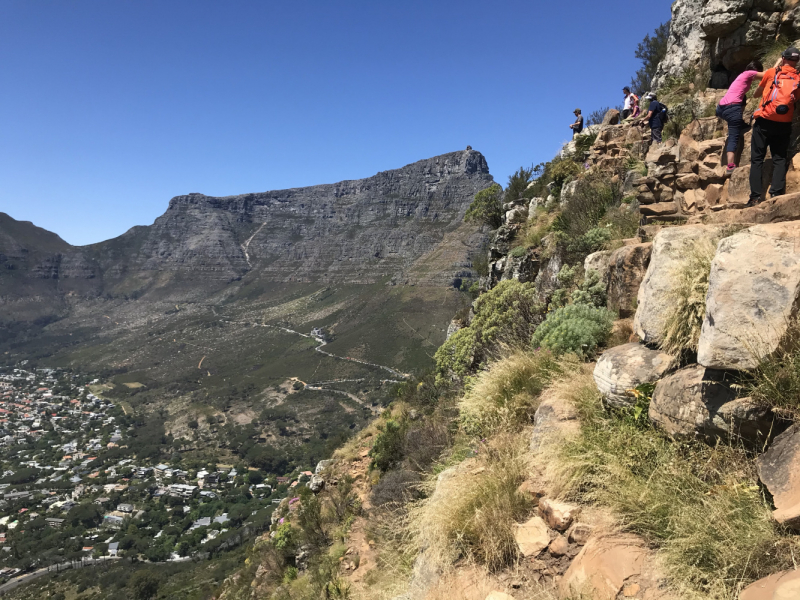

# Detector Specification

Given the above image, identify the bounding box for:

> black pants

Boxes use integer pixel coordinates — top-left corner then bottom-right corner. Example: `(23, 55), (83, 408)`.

(651, 127), (662, 143)
(622, 109), (631, 119)
(749, 117), (792, 201)
(716, 102), (746, 154)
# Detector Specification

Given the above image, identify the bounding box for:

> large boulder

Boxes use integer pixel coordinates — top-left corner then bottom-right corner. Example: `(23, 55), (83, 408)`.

(593, 343), (678, 407)
(633, 225), (725, 345)
(584, 250), (612, 284)
(559, 535), (649, 600)
(756, 424), (800, 528)
(649, 364), (776, 444)
(698, 223), (800, 370)
(606, 243), (652, 318)
(740, 569), (800, 600)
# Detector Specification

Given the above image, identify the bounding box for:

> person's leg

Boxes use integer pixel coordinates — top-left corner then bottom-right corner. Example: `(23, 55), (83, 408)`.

(651, 127), (662, 143)
(749, 119), (769, 202)
(622, 109), (631, 120)
(721, 104), (744, 167)
(767, 122), (792, 197)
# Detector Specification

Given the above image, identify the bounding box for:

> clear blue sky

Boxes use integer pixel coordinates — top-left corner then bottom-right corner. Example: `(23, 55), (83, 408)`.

(0, 0), (672, 246)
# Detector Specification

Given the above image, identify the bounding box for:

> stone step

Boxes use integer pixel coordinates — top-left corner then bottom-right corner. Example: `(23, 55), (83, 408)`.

(687, 192), (800, 225)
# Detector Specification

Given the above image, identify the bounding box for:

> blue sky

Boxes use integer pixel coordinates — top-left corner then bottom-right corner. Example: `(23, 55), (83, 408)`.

(0, 0), (672, 246)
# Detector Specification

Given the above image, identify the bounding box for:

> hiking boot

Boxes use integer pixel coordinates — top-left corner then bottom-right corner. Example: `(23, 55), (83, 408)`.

(726, 164), (736, 175)
(745, 197), (761, 208)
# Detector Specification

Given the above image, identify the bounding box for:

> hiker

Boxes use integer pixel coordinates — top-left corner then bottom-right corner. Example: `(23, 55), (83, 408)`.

(569, 109), (584, 137)
(749, 47), (800, 205)
(643, 92), (667, 143)
(716, 59), (768, 174)
(622, 87), (639, 120)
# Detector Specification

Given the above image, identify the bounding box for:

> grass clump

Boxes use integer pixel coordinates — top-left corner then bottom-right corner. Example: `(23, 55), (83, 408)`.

(745, 321), (800, 420)
(556, 375), (797, 599)
(531, 304), (614, 358)
(409, 432), (532, 572)
(659, 237), (716, 357)
(458, 350), (563, 437)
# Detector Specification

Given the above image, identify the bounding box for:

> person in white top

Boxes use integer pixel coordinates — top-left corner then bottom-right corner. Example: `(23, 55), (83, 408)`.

(622, 87), (633, 119)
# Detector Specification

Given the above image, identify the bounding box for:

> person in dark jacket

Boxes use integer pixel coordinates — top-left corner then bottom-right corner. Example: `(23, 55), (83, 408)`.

(643, 92), (666, 143)
(569, 109), (583, 137)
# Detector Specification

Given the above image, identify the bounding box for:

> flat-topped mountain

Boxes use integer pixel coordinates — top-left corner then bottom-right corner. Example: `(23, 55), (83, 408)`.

(1, 149), (492, 320)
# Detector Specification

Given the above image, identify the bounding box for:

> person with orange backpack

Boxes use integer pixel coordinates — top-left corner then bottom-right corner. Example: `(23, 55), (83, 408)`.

(748, 47), (800, 206)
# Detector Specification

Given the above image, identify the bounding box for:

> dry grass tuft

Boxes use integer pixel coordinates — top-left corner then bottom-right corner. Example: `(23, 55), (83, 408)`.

(553, 374), (798, 599)
(408, 431), (532, 573)
(659, 236), (717, 357)
(458, 350), (563, 437)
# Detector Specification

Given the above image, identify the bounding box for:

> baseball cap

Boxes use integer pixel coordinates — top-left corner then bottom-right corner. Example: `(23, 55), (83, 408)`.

(782, 47), (800, 61)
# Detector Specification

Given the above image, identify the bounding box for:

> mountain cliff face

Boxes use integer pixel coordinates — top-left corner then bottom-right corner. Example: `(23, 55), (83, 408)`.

(653, 0), (800, 88)
(1, 149), (492, 321)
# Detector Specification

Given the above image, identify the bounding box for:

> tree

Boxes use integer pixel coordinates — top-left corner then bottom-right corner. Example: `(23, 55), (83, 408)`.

(464, 183), (503, 229)
(129, 570), (161, 600)
(631, 21), (671, 95)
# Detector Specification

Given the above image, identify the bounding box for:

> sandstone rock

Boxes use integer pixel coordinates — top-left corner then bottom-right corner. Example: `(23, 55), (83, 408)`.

(307, 474), (325, 493)
(693, 191), (800, 225)
(634, 225), (724, 345)
(538, 498), (580, 532)
(649, 365), (776, 443)
(513, 515), (550, 557)
(740, 569), (800, 600)
(548, 534), (569, 557)
(559, 535), (648, 600)
(652, 0), (706, 89)
(560, 180), (579, 205)
(602, 109), (620, 125)
(485, 593), (516, 600)
(594, 343), (678, 407)
(704, 183), (724, 207)
(529, 395), (580, 452)
(607, 243), (652, 317)
(567, 522), (593, 545)
(756, 424), (800, 528)
(676, 173), (699, 189)
(639, 201), (677, 217)
(698, 223), (800, 370)
(315, 459), (334, 474)
(646, 140), (680, 165)
(584, 250), (613, 285)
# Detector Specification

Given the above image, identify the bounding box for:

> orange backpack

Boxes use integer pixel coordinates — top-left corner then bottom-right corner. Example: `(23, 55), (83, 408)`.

(755, 66), (800, 123)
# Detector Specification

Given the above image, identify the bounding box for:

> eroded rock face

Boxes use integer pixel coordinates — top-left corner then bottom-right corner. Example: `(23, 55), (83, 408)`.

(649, 364), (776, 443)
(593, 343), (678, 407)
(756, 424), (800, 528)
(652, 0), (707, 89)
(559, 535), (649, 600)
(740, 569), (800, 600)
(606, 242), (652, 318)
(698, 223), (800, 370)
(633, 225), (725, 345)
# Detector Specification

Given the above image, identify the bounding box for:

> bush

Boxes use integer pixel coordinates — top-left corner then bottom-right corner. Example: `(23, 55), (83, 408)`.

(552, 176), (622, 246)
(531, 304), (614, 357)
(371, 470), (422, 506)
(369, 419), (407, 472)
(557, 368), (798, 599)
(409, 432), (531, 571)
(458, 350), (563, 437)
(464, 183), (503, 229)
(505, 166), (535, 205)
(434, 280), (544, 383)
(574, 132), (598, 155)
(567, 226), (612, 255)
(659, 237), (716, 357)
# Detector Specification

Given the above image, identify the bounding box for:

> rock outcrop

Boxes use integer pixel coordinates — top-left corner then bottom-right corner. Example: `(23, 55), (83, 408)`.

(606, 242), (652, 317)
(698, 223), (800, 370)
(633, 225), (724, 345)
(649, 364), (776, 443)
(756, 424), (800, 527)
(740, 569), (800, 600)
(593, 342), (678, 407)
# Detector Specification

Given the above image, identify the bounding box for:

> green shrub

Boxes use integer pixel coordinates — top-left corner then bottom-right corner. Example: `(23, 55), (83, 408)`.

(571, 269), (607, 308)
(434, 280), (545, 383)
(509, 246), (527, 258)
(552, 176), (621, 251)
(531, 304), (614, 357)
(465, 183), (503, 229)
(369, 419), (407, 472)
(574, 132), (598, 155)
(659, 237), (716, 357)
(568, 226), (612, 255)
(505, 166), (535, 204)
